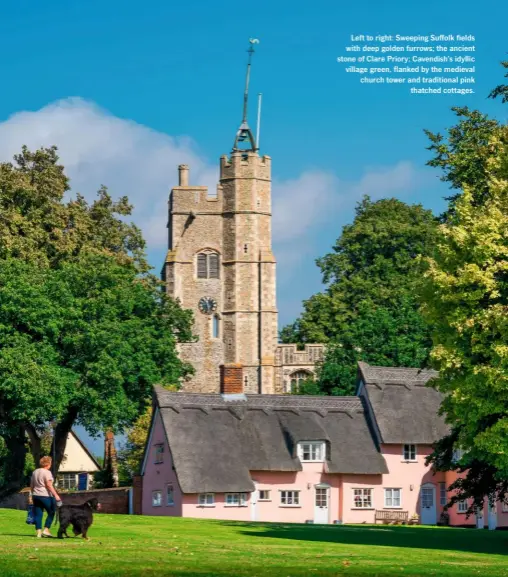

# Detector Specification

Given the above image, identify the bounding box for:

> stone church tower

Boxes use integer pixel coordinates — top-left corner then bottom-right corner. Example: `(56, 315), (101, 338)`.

(162, 41), (323, 394)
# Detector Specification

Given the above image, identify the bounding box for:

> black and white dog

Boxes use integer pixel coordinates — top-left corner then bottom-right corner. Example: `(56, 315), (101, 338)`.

(57, 498), (101, 540)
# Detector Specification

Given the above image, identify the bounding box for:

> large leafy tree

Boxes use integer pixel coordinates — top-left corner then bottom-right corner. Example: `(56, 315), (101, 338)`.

(282, 197), (437, 395)
(0, 147), (193, 495)
(421, 126), (508, 508)
(421, 58), (508, 509)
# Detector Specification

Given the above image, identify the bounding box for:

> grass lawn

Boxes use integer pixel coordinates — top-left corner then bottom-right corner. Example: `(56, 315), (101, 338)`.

(0, 510), (507, 577)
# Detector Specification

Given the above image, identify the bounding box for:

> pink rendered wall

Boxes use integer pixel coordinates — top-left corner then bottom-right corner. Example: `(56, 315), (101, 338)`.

(443, 472), (508, 528)
(341, 444), (446, 524)
(181, 465), (340, 524)
(142, 410), (183, 516)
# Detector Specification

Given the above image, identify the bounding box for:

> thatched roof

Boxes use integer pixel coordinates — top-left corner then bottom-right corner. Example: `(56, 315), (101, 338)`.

(154, 387), (388, 494)
(358, 362), (449, 444)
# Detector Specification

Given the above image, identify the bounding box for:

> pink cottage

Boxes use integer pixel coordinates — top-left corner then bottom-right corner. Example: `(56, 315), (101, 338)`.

(138, 362), (508, 528)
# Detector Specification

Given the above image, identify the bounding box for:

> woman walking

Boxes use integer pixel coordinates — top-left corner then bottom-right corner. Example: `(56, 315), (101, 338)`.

(29, 456), (62, 538)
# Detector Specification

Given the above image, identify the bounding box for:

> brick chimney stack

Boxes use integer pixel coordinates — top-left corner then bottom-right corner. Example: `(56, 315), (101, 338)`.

(220, 364), (244, 394)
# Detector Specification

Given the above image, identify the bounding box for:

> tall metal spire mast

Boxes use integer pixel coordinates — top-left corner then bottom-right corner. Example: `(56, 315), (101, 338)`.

(233, 38), (259, 153)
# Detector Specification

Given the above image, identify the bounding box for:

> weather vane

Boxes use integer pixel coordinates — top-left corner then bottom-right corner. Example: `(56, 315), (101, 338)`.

(233, 38), (260, 153)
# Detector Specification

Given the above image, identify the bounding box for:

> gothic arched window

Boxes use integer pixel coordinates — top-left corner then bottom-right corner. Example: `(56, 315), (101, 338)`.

(290, 370), (313, 393)
(196, 251), (220, 279)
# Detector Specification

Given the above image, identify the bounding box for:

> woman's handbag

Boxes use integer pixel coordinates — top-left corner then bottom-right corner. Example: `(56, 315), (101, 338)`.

(26, 504), (35, 525)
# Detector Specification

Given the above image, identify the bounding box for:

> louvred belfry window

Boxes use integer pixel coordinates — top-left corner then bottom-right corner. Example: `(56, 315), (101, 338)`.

(197, 253), (208, 278)
(209, 253), (219, 278)
(196, 252), (220, 279)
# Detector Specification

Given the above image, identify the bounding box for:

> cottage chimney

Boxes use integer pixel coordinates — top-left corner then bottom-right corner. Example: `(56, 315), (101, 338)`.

(220, 363), (244, 395)
(178, 164), (189, 186)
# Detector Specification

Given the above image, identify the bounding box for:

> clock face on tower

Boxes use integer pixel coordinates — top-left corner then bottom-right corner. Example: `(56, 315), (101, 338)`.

(198, 297), (217, 315)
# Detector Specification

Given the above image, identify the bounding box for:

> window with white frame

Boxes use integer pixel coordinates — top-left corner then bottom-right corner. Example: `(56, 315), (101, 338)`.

(502, 499), (508, 513)
(57, 473), (77, 490)
(280, 491), (300, 506)
(154, 444), (164, 464)
(403, 444), (417, 461)
(353, 488), (373, 509)
(457, 500), (468, 513)
(198, 493), (214, 506)
(167, 484), (174, 506)
(225, 493), (248, 507)
(439, 482), (447, 506)
(258, 490), (270, 501)
(384, 488), (402, 508)
(298, 442), (325, 462)
(152, 491), (162, 507)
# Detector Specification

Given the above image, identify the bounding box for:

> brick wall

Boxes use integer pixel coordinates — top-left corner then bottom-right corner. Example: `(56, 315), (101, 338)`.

(221, 363), (243, 394)
(60, 487), (131, 514)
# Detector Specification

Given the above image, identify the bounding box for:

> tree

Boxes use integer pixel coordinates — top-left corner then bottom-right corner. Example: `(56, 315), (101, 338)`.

(421, 125), (508, 507)
(118, 406), (153, 479)
(424, 60), (508, 219)
(488, 59), (508, 104)
(0, 254), (193, 489)
(281, 197), (437, 394)
(0, 146), (195, 495)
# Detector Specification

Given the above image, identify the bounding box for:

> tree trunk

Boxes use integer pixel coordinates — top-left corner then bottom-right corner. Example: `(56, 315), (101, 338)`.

(25, 423), (42, 467)
(0, 423), (28, 499)
(104, 430), (119, 488)
(50, 407), (78, 476)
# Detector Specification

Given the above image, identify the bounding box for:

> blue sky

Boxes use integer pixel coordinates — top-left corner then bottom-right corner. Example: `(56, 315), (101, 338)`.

(0, 0), (506, 456)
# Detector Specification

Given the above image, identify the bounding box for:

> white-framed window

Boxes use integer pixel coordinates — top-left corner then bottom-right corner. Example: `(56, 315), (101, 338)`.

(197, 252), (220, 279)
(439, 482), (447, 506)
(198, 493), (214, 506)
(57, 473), (77, 490)
(166, 484), (174, 506)
(258, 490), (271, 501)
(384, 488), (402, 508)
(403, 444), (417, 461)
(225, 493), (248, 507)
(154, 444), (164, 464)
(280, 491), (300, 506)
(298, 442), (325, 462)
(152, 490), (162, 507)
(353, 488), (373, 509)
(457, 500), (468, 513)
(502, 499), (508, 513)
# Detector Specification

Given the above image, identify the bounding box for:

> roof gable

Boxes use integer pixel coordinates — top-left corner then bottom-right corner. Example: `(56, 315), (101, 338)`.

(358, 362), (449, 444)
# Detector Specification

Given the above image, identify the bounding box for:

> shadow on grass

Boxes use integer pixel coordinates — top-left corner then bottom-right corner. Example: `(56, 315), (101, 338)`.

(220, 522), (508, 556)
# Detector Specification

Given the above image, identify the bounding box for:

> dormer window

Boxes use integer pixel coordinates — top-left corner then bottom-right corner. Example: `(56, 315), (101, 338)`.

(197, 251), (220, 279)
(403, 444), (416, 462)
(298, 442), (325, 462)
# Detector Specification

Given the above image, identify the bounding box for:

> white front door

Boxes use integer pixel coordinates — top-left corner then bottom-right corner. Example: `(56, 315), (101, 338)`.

(488, 504), (497, 530)
(314, 487), (329, 524)
(475, 508), (484, 529)
(420, 484), (437, 525)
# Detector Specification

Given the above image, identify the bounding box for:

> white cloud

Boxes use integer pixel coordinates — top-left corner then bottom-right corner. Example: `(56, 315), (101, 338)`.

(0, 98), (218, 250)
(0, 98), (428, 325)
